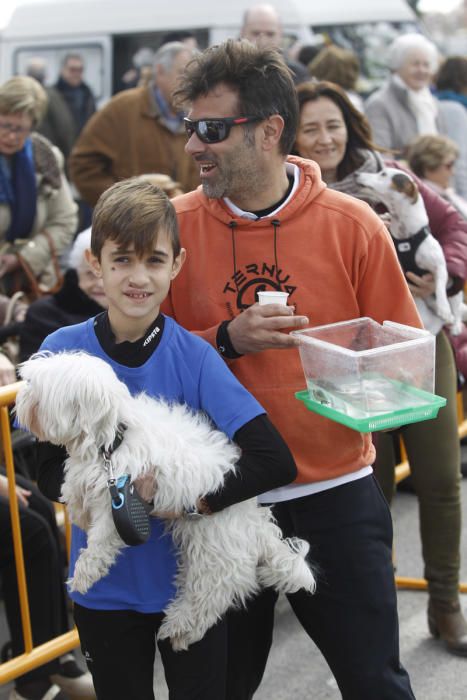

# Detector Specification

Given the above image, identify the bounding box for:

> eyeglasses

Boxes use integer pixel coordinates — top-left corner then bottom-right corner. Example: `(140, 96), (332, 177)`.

(184, 116), (262, 144)
(0, 121), (31, 137)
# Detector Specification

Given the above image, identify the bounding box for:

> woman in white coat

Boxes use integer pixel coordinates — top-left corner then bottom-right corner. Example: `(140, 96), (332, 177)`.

(365, 33), (467, 198)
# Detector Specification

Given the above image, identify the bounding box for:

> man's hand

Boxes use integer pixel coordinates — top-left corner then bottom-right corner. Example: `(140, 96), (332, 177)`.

(405, 272), (436, 299)
(133, 474), (183, 518)
(227, 303), (309, 355)
(153, 497), (210, 520)
(133, 473), (156, 503)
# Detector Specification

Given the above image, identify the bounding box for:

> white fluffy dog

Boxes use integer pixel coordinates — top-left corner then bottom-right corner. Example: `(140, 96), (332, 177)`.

(357, 168), (464, 336)
(16, 351), (315, 650)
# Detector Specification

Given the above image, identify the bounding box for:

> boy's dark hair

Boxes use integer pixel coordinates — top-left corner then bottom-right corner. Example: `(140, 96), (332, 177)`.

(174, 39), (298, 155)
(91, 178), (181, 260)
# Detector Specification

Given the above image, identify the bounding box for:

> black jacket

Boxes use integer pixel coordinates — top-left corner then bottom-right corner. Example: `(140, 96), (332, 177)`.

(19, 268), (104, 362)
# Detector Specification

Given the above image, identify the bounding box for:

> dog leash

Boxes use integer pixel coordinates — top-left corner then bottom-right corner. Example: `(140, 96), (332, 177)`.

(102, 422), (127, 501)
(101, 423), (153, 546)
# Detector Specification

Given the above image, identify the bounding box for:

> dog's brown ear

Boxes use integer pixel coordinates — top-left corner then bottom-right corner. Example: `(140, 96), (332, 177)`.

(391, 172), (419, 204)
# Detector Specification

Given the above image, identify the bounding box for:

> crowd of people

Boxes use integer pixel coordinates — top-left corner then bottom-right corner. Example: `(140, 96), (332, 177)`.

(1, 2), (467, 699)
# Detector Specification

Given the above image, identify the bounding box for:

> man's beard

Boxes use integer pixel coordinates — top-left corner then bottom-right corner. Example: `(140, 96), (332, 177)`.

(200, 142), (258, 202)
(202, 179), (227, 199)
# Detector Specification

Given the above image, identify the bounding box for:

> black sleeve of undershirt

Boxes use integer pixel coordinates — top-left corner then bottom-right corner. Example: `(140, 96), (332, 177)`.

(36, 441), (67, 502)
(203, 413), (297, 513)
(34, 415), (297, 512)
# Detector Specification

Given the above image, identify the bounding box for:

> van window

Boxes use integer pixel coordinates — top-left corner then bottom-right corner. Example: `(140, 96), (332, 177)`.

(112, 29), (208, 94)
(13, 44), (105, 100)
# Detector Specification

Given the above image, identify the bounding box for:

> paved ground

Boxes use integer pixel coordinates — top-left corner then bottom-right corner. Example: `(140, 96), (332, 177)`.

(156, 477), (467, 699)
(250, 480), (467, 700)
(1, 477), (467, 699)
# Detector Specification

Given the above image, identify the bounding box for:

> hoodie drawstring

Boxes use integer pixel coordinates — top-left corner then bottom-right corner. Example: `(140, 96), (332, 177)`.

(229, 218), (281, 294)
(271, 219), (280, 282)
(229, 220), (239, 292)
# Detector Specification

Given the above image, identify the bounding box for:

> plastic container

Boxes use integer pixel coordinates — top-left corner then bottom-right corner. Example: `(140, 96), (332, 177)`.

(291, 318), (446, 432)
(258, 291), (289, 306)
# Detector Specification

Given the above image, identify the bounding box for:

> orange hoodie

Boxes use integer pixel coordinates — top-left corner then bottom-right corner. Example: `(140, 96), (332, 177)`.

(164, 156), (422, 483)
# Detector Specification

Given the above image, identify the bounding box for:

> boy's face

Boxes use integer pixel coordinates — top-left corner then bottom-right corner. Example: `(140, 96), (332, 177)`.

(86, 229), (185, 340)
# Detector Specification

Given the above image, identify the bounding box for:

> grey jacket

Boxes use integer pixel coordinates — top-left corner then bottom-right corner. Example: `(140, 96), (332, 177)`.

(364, 76), (467, 197)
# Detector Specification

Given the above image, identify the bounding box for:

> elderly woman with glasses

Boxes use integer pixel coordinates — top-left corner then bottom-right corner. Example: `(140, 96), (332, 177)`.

(364, 33), (467, 199)
(0, 76), (77, 299)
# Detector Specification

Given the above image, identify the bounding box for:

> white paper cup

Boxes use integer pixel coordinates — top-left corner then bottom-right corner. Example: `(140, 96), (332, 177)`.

(257, 291), (289, 306)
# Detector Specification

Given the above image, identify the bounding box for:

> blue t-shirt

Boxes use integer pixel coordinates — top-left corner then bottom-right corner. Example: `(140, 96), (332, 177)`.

(40, 315), (264, 613)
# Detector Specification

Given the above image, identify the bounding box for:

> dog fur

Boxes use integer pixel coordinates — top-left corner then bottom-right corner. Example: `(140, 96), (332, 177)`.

(357, 168), (464, 336)
(16, 351), (316, 650)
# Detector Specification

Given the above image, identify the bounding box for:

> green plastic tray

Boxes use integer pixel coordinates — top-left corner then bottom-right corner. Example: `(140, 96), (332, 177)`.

(295, 381), (447, 433)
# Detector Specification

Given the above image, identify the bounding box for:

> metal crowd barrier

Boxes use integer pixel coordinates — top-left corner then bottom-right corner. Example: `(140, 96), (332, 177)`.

(395, 390), (467, 594)
(0, 382), (78, 686)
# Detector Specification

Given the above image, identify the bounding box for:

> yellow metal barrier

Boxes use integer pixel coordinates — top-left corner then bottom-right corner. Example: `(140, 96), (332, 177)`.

(0, 382), (79, 686)
(0, 379), (464, 683)
(394, 389), (467, 594)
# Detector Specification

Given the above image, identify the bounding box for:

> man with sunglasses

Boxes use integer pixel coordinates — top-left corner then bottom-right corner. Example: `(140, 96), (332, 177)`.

(68, 42), (200, 207)
(164, 39), (419, 700)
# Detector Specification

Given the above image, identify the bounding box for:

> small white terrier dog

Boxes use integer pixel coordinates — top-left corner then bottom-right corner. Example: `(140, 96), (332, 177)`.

(357, 168), (464, 336)
(16, 351), (315, 650)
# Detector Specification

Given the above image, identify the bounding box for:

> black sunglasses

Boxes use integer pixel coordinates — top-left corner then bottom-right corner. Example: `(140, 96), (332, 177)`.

(184, 116), (262, 144)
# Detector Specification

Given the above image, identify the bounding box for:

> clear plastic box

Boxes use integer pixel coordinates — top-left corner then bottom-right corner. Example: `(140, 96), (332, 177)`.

(292, 318), (446, 432)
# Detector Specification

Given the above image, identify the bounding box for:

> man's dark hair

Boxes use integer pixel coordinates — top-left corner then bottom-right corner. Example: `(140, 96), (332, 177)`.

(297, 44), (322, 68)
(435, 56), (467, 94)
(174, 39), (298, 155)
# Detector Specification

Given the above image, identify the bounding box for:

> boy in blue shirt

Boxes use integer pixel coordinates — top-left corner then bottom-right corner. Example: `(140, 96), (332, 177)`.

(34, 178), (297, 700)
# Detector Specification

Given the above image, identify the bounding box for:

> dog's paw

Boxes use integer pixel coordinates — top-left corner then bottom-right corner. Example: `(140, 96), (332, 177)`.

(67, 573), (93, 594)
(449, 319), (464, 336)
(170, 635), (190, 652)
(436, 303), (454, 325)
(157, 624), (189, 651)
(158, 617), (198, 651)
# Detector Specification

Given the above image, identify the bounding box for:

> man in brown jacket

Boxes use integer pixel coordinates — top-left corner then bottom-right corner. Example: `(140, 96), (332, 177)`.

(69, 42), (199, 206)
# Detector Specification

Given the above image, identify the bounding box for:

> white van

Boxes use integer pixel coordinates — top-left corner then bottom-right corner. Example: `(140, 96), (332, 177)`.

(0, 0), (418, 102)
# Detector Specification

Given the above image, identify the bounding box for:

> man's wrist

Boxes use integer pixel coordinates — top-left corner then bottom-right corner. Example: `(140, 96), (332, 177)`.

(216, 320), (243, 359)
(185, 497), (213, 519)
